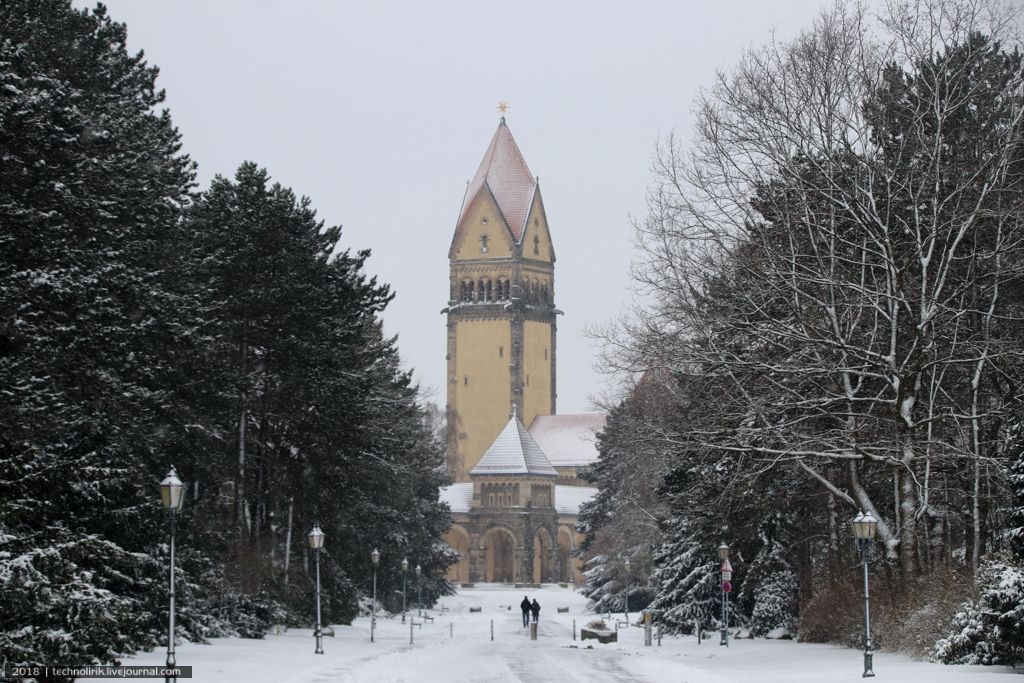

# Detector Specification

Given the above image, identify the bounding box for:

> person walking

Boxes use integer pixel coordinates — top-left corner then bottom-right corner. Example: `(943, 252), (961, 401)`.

(530, 598), (540, 624)
(520, 595), (531, 627)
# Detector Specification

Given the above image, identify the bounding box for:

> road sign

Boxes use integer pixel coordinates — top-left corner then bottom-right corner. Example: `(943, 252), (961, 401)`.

(722, 580), (733, 593)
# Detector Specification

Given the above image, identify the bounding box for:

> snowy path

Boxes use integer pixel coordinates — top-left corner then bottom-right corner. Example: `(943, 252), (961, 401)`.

(99, 584), (1018, 682)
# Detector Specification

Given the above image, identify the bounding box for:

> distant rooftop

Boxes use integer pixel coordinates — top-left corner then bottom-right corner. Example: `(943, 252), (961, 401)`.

(470, 414), (558, 477)
(439, 482), (473, 513)
(528, 413), (606, 467)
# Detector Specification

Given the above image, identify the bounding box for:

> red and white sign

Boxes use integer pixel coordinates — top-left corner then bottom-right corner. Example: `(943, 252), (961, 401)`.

(722, 580), (733, 593)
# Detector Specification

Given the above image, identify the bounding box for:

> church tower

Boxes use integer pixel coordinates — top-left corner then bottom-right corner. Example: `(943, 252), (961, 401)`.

(444, 118), (558, 482)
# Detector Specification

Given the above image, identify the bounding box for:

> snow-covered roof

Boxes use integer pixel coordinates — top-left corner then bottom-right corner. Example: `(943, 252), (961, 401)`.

(471, 414), (558, 477)
(528, 413), (606, 467)
(554, 485), (597, 515)
(457, 119), (537, 242)
(439, 482), (473, 514)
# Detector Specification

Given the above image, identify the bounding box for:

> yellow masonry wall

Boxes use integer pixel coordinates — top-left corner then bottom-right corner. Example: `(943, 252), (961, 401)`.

(519, 195), (553, 263)
(522, 319), (553, 428)
(454, 319), (511, 473)
(453, 190), (514, 261)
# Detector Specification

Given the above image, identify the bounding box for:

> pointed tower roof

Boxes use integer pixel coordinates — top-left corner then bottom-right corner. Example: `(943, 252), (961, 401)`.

(470, 411), (558, 477)
(457, 118), (537, 243)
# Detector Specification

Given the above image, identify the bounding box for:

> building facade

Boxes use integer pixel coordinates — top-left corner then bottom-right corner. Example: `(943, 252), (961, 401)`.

(439, 119), (604, 585)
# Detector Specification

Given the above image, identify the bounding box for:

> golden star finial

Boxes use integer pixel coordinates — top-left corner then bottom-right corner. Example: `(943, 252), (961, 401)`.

(497, 101), (509, 116)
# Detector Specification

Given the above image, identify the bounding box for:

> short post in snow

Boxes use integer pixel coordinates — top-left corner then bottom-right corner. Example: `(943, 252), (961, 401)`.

(160, 468), (185, 683)
(623, 557), (631, 625)
(401, 557), (409, 624)
(307, 525), (326, 655)
(410, 619), (414, 645)
(644, 610), (652, 646)
(370, 548), (380, 642)
(415, 563), (422, 617)
(853, 511), (878, 678)
(491, 619), (494, 641)
(718, 542), (732, 647)
(572, 619), (576, 641)
(530, 622), (538, 641)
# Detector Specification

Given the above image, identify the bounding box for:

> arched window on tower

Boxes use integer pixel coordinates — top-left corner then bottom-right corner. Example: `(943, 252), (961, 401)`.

(480, 234), (489, 253)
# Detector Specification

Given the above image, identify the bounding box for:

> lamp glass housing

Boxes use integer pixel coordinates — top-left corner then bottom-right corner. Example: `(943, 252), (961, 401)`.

(308, 525), (325, 550)
(160, 468), (185, 511)
(401, 557), (409, 572)
(371, 548), (380, 565)
(415, 564), (421, 576)
(852, 511), (878, 540)
(718, 543), (730, 561)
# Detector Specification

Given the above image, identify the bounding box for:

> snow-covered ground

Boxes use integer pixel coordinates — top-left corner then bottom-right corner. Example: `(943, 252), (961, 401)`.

(101, 584), (1017, 682)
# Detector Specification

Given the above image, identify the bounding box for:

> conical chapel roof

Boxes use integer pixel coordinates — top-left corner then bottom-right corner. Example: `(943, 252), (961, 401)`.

(470, 412), (558, 477)
(457, 118), (537, 243)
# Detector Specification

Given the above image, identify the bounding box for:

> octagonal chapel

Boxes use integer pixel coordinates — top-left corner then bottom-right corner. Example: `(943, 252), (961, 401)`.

(439, 118), (604, 585)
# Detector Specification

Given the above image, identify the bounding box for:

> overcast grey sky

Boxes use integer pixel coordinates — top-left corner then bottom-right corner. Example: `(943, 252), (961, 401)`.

(85, 0), (832, 413)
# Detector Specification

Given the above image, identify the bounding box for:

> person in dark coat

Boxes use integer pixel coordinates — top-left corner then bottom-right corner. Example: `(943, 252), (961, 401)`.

(520, 596), (531, 627)
(530, 598), (540, 623)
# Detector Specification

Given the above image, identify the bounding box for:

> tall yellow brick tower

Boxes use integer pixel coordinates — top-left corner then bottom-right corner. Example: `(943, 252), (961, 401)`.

(444, 118), (557, 482)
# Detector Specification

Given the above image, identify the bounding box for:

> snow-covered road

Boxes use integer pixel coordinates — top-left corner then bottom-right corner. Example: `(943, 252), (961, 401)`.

(100, 584), (1017, 682)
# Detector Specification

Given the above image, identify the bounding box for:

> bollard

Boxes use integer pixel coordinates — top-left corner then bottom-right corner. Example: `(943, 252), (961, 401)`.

(450, 623), (453, 639)
(658, 626), (662, 647)
(410, 620), (414, 645)
(573, 619), (576, 641)
(644, 611), (652, 647)
(491, 620), (494, 641)
(530, 622), (538, 641)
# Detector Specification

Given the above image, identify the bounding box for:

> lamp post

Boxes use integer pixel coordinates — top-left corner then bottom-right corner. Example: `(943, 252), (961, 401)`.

(415, 563), (422, 617)
(371, 548), (380, 642)
(401, 557), (409, 624)
(308, 526), (325, 654)
(852, 511), (878, 678)
(623, 558), (631, 624)
(159, 468), (185, 683)
(718, 543), (731, 647)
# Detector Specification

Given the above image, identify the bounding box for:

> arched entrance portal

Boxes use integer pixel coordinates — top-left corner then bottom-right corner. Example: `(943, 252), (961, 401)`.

(557, 526), (575, 583)
(533, 526), (553, 584)
(483, 527), (516, 583)
(443, 525), (470, 583)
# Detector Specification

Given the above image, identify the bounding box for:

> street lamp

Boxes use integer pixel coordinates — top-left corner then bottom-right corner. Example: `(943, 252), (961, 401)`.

(371, 548), (380, 642)
(718, 543), (731, 647)
(159, 467), (185, 683)
(401, 557), (409, 623)
(623, 558), (631, 624)
(308, 526), (325, 654)
(852, 511), (878, 678)
(415, 563), (422, 617)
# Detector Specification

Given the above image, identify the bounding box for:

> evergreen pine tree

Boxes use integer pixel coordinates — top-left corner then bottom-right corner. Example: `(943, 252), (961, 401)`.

(0, 0), (195, 668)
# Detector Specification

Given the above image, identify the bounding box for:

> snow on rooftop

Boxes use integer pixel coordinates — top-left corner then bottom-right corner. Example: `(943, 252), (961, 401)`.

(439, 482), (473, 514)
(554, 484), (597, 515)
(470, 415), (558, 477)
(528, 413), (606, 467)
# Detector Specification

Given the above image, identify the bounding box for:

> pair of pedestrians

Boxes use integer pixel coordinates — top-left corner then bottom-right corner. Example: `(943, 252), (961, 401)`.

(520, 595), (540, 626)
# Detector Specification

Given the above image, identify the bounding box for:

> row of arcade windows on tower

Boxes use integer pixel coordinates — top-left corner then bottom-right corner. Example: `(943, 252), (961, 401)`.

(481, 482), (519, 507)
(458, 278), (551, 304)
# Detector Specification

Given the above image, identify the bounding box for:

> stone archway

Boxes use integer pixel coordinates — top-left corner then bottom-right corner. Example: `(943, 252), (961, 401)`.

(557, 526), (575, 583)
(533, 526), (553, 584)
(483, 527), (517, 583)
(443, 525), (471, 583)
